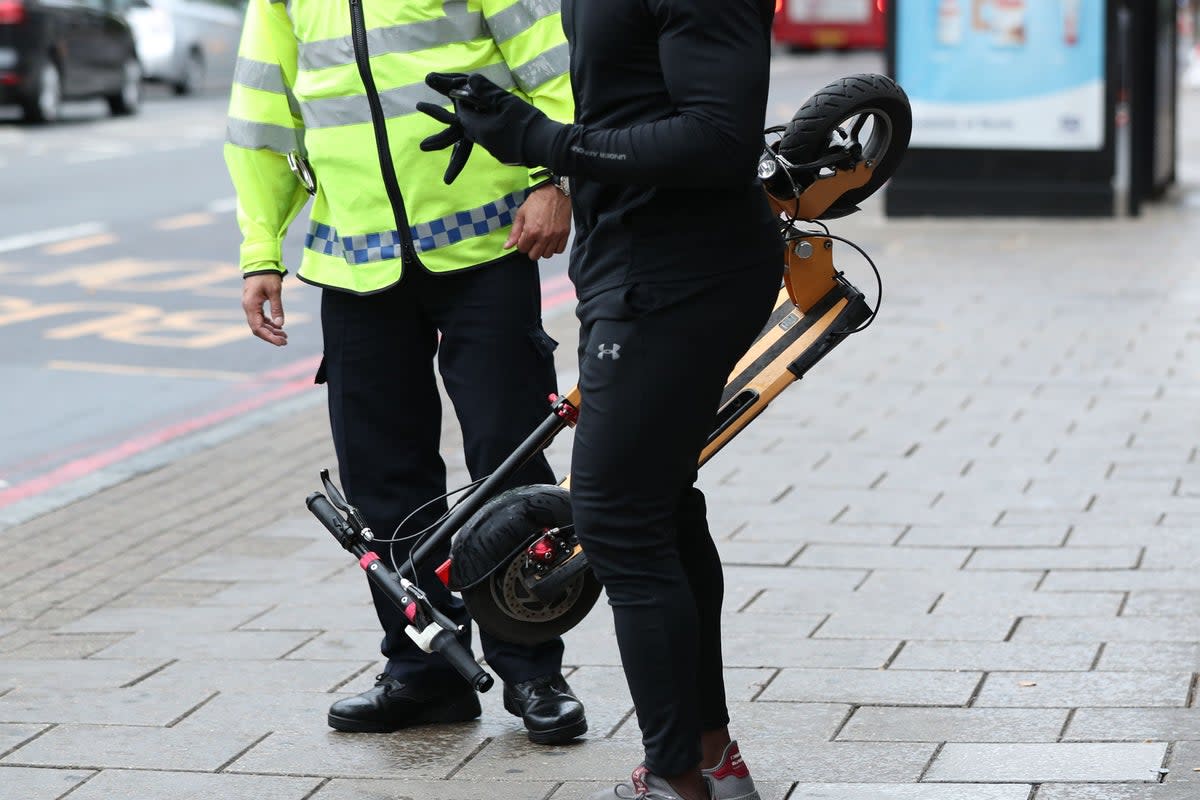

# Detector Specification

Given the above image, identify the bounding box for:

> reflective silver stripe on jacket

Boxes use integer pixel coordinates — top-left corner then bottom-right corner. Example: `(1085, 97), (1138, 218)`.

(305, 189), (530, 262)
(298, 62), (515, 129)
(511, 42), (568, 92)
(298, 14), (488, 72)
(485, 0), (560, 43)
(233, 57), (286, 94)
(226, 118), (302, 154)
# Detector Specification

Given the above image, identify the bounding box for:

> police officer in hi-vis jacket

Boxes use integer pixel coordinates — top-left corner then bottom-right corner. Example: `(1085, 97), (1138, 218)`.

(223, 0), (586, 744)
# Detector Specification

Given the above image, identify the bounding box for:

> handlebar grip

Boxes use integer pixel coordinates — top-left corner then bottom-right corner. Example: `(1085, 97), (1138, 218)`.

(306, 493), (357, 552)
(432, 630), (494, 693)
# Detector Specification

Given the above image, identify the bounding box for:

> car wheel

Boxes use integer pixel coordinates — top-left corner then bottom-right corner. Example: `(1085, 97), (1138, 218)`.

(22, 61), (62, 124)
(173, 49), (205, 96)
(107, 56), (142, 116)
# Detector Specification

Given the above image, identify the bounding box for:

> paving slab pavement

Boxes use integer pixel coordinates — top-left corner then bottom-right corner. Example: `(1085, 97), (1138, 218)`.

(2, 80), (1200, 800)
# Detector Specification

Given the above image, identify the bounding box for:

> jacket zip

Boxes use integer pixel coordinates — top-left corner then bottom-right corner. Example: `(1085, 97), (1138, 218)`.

(348, 0), (418, 265)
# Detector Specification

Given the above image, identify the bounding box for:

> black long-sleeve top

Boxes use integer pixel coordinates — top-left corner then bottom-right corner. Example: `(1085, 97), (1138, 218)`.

(527, 0), (781, 300)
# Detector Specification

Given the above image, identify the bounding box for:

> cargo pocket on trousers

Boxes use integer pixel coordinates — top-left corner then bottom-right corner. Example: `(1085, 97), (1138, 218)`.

(314, 356), (327, 385)
(528, 325), (559, 360)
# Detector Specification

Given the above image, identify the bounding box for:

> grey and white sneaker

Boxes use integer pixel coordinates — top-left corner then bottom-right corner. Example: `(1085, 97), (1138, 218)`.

(702, 741), (760, 800)
(588, 765), (713, 800)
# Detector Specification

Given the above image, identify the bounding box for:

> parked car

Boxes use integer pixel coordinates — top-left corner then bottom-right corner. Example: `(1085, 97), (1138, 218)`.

(0, 0), (142, 123)
(125, 0), (241, 96)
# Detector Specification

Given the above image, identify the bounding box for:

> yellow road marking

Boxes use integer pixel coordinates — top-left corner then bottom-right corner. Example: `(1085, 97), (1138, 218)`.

(154, 213), (217, 231)
(30, 257), (231, 293)
(41, 233), (118, 256)
(47, 360), (252, 382)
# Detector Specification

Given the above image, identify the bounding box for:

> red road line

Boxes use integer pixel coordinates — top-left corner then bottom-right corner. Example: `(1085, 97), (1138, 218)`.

(0, 280), (580, 513)
(542, 287), (577, 310)
(254, 355), (322, 382)
(541, 273), (573, 294)
(0, 377), (314, 509)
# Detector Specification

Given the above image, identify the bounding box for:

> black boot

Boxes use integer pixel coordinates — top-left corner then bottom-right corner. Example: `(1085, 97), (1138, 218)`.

(327, 674), (481, 733)
(502, 673), (588, 744)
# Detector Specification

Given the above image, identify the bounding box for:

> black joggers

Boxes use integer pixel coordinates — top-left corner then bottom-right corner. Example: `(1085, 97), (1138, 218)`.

(319, 255), (565, 688)
(569, 265), (781, 775)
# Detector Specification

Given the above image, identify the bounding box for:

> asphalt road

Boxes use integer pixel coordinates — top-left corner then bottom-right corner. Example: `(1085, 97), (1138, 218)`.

(0, 50), (883, 518)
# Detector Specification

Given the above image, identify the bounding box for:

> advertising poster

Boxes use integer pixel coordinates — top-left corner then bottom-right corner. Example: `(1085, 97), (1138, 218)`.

(896, 0), (1107, 150)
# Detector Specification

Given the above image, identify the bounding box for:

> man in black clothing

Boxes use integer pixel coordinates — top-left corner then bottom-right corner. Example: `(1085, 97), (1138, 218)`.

(422, 1), (780, 797)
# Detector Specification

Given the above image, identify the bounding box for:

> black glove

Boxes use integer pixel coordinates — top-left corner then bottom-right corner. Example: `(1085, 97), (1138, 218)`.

(419, 72), (557, 180)
(417, 73), (475, 184)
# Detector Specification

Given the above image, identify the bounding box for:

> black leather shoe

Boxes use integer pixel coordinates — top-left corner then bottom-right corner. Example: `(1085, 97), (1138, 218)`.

(502, 673), (588, 744)
(327, 674), (481, 733)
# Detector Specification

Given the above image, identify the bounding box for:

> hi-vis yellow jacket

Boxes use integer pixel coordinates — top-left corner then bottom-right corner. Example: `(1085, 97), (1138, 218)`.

(224, 0), (572, 294)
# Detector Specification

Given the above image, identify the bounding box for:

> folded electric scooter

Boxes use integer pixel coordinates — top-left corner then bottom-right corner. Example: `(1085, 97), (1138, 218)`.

(306, 74), (912, 692)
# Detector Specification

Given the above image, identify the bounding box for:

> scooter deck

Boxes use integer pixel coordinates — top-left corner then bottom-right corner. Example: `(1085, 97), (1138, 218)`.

(701, 277), (869, 466)
(698, 225), (870, 465)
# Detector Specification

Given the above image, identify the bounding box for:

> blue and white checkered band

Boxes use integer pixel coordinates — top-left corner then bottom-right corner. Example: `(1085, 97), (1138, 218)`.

(305, 190), (531, 265)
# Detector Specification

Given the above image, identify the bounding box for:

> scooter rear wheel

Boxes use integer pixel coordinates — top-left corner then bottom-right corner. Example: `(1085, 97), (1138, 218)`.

(454, 486), (602, 646)
(463, 554), (601, 646)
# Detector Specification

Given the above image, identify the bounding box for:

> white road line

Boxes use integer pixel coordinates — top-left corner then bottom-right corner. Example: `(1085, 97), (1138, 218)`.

(207, 197), (239, 214)
(0, 223), (108, 255)
(63, 154), (108, 165)
(64, 151), (129, 165)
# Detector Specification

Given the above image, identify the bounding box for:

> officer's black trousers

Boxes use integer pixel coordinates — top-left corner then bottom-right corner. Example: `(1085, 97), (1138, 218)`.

(569, 265), (780, 775)
(319, 255), (564, 687)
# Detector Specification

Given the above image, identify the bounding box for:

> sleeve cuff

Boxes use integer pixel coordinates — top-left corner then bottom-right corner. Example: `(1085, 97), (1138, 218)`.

(528, 166), (554, 192)
(522, 115), (567, 175)
(243, 265), (288, 278)
(240, 239), (285, 270)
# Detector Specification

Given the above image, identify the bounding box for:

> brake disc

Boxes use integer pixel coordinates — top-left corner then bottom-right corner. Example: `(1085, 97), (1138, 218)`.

(490, 554), (586, 623)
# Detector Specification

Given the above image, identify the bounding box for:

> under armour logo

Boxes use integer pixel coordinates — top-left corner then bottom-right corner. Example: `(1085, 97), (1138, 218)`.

(597, 343), (621, 360)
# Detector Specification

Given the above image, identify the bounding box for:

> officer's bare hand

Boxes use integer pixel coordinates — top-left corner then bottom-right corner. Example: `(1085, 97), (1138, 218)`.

(507, 184), (570, 261)
(242, 273), (288, 346)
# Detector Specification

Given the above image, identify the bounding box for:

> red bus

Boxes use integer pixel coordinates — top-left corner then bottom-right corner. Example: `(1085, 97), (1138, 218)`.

(774, 0), (887, 50)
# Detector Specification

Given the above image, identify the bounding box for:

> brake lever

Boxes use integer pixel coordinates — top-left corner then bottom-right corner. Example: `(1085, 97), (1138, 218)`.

(319, 469), (374, 540)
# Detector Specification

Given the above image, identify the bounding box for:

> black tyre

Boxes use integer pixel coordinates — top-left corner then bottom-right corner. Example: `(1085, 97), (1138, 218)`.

(21, 61), (62, 124)
(455, 486), (602, 646)
(107, 56), (142, 116)
(462, 553), (602, 646)
(777, 73), (911, 210)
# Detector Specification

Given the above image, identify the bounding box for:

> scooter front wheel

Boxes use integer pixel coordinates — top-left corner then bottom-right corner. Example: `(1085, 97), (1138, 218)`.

(774, 73), (912, 214)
